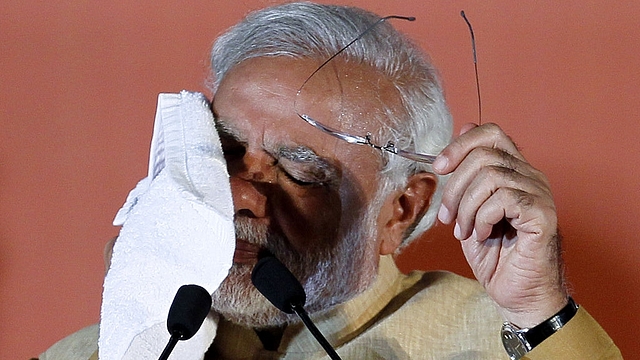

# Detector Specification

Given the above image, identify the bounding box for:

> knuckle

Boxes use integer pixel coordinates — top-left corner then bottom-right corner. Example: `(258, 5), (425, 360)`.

(512, 189), (535, 209)
(467, 146), (494, 163)
(482, 123), (520, 152)
(497, 149), (518, 170)
(484, 164), (519, 183)
(535, 169), (553, 189)
(483, 123), (506, 140)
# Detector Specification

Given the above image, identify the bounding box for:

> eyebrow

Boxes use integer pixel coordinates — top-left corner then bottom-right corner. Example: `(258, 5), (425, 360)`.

(215, 120), (246, 144)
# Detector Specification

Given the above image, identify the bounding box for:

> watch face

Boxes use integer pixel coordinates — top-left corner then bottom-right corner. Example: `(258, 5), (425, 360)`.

(501, 325), (528, 360)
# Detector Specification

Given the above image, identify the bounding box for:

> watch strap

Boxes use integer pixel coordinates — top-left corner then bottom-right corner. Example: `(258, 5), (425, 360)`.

(524, 297), (579, 348)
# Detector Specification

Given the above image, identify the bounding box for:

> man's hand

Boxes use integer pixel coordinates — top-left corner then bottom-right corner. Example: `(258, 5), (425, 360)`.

(433, 123), (568, 328)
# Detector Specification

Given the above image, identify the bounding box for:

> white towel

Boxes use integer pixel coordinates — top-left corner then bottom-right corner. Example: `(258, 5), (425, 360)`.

(99, 91), (235, 360)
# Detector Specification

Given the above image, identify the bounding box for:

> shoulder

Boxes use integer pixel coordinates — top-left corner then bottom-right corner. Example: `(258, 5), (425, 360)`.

(339, 269), (506, 358)
(383, 269), (504, 341)
(39, 324), (99, 360)
(399, 269), (496, 311)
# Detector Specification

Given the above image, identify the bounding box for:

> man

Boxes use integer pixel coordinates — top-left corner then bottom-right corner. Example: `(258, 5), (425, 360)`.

(40, 2), (620, 359)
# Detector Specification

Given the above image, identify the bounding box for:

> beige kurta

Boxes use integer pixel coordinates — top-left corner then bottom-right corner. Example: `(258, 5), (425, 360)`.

(39, 255), (621, 359)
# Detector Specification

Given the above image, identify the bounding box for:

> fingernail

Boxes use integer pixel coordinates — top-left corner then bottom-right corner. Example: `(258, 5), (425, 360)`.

(432, 156), (448, 172)
(454, 222), (462, 240)
(438, 204), (451, 223)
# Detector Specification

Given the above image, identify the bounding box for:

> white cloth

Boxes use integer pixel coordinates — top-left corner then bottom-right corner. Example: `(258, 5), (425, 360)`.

(99, 91), (235, 360)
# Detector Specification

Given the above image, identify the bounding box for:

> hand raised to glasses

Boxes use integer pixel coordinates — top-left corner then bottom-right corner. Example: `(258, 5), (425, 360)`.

(432, 123), (568, 328)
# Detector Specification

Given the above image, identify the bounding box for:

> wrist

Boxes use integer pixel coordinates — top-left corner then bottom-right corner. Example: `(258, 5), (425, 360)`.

(500, 292), (569, 328)
(501, 297), (579, 360)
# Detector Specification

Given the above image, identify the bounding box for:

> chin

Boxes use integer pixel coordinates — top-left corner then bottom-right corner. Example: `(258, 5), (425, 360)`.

(210, 265), (297, 328)
(210, 254), (377, 329)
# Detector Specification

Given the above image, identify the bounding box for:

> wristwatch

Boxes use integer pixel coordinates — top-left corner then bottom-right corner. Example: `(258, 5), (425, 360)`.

(501, 297), (578, 360)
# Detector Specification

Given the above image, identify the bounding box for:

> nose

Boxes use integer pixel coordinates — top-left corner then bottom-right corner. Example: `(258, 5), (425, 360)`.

(229, 152), (274, 219)
(230, 177), (268, 218)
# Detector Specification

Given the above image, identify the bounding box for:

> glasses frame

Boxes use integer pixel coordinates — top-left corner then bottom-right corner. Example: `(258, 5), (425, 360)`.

(294, 12), (481, 165)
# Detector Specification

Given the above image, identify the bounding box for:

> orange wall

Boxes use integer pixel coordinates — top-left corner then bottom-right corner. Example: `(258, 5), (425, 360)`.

(1, 1), (638, 358)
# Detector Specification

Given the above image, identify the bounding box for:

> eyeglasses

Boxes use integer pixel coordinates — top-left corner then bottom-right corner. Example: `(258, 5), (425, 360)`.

(294, 12), (481, 164)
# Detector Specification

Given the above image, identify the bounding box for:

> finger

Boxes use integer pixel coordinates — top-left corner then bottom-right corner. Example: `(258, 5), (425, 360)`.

(453, 162), (551, 239)
(439, 146), (544, 225)
(459, 122), (478, 136)
(470, 187), (557, 243)
(433, 123), (524, 175)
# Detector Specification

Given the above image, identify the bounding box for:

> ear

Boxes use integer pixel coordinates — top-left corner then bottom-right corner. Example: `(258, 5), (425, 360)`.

(378, 172), (437, 255)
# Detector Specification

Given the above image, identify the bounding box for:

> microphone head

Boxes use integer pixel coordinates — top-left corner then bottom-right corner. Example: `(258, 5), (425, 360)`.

(167, 284), (212, 340)
(251, 256), (306, 314)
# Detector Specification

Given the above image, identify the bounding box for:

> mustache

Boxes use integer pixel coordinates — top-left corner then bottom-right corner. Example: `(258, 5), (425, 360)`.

(234, 217), (269, 247)
(233, 217), (296, 259)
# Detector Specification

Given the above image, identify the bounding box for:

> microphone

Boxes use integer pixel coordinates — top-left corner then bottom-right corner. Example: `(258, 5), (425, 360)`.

(159, 284), (212, 360)
(251, 255), (306, 313)
(251, 256), (343, 360)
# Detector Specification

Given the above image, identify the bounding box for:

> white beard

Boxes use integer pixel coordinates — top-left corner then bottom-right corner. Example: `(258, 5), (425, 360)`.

(210, 203), (379, 329)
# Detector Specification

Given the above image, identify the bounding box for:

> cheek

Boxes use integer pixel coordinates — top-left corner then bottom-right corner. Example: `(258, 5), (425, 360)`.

(271, 185), (343, 253)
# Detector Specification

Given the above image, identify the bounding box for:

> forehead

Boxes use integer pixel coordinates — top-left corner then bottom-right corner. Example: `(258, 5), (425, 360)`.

(212, 56), (400, 166)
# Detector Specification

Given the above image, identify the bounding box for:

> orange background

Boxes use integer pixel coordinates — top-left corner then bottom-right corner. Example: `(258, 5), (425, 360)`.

(1, 1), (638, 358)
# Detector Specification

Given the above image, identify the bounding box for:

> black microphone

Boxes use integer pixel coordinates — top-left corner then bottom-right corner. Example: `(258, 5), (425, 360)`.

(251, 256), (343, 360)
(158, 284), (212, 360)
(251, 255), (306, 313)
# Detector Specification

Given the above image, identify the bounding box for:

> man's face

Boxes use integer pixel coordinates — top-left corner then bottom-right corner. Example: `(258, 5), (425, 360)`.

(210, 56), (402, 328)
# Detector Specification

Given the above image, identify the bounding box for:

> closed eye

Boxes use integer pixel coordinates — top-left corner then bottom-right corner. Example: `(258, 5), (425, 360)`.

(219, 134), (246, 161)
(275, 146), (339, 188)
(278, 159), (336, 188)
(281, 169), (321, 187)
(215, 119), (247, 162)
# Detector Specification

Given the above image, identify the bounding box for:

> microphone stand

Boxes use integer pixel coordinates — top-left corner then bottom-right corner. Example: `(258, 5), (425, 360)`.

(158, 331), (180, 360)
(291, 303), (342, 360)
(251, 256), (342, 359)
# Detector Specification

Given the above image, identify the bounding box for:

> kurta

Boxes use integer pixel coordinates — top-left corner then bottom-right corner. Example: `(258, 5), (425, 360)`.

(39, 256), (621, 359)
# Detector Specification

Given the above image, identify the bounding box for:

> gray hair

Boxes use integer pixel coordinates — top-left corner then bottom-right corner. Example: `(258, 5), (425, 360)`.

(210, 2), (453, 248)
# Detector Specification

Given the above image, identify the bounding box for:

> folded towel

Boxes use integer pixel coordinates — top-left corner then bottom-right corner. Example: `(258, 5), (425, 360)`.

(99, 91), (234, 360)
